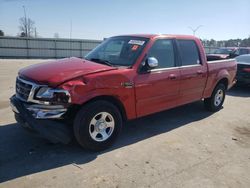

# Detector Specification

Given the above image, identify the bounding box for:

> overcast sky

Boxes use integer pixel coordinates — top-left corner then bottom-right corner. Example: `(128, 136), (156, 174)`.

(0, 0), (250, 40)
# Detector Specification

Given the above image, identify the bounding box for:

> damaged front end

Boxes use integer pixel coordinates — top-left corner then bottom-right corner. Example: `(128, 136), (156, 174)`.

(10, 77), (73, 144)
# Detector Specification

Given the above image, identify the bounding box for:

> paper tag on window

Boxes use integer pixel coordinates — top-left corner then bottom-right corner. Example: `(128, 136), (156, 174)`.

(128, 40), (145, 46)
(131, 45), (139, 51)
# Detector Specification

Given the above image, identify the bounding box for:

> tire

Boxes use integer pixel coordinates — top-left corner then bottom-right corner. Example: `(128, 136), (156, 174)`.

(204, 83), (226, 112)
(73, 100), (122, 151)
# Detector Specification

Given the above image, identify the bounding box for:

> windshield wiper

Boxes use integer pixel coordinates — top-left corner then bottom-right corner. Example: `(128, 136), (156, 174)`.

(89, 58), (113, 67)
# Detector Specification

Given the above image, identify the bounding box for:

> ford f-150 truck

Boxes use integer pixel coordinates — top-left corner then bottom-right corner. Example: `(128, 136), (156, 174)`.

(10, 34), (237, 151)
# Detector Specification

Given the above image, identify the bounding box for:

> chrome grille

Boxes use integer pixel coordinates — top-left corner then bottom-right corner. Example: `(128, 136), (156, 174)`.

(16, 77), (33, 101)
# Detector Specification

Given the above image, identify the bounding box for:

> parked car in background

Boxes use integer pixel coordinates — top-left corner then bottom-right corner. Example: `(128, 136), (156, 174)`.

(10, 34), (237, 151)
(232, 48), (250, 58)
(235, 54), (250, 85)
(207, 47), (250, 61)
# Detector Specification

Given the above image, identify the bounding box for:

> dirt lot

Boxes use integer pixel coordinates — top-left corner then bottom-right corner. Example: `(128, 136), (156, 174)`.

(0, 59), (250, 188)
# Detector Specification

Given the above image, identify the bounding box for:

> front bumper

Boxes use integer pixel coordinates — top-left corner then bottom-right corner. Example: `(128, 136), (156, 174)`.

(10, 95), (72, 144)
(13, 96), (68, 119)
(26, 104), (67, 119)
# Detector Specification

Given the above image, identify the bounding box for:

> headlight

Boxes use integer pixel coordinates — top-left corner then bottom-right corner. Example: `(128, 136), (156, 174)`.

(35, 87), (71, 104)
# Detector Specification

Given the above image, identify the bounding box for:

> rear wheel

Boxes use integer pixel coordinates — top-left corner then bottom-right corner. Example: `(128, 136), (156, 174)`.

(204, 83), (226, 112)
(74, 100), (122, 151)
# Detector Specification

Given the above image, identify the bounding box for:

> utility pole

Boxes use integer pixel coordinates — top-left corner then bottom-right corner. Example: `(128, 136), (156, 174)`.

(70, 19), (72, 57)
(70, 19), (72, 40)
(22, 5), (28, 37)
(188, 25), (203, 36)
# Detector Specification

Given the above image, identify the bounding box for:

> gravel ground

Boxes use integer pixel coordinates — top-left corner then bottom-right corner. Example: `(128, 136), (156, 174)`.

(0, 59), (250, 188)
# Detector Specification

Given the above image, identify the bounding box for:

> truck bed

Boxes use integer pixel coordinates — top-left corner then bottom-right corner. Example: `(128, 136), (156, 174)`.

(203, 58), (237, 98)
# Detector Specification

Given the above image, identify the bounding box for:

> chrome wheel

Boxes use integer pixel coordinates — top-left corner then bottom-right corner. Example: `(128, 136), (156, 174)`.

(89, 112), (115, 142)
(214, 89), (224, 106)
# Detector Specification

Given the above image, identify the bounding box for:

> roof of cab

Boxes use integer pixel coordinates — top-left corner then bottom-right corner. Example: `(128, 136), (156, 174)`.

(115, 34), (199, 40)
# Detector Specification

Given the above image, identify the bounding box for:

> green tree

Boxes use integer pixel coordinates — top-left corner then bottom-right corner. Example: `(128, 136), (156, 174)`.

(240, 37), (250, 47)
(0, 30), (4, 36)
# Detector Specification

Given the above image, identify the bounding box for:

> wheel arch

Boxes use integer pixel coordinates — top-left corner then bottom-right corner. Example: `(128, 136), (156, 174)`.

(215, 69), (230, 89)
(82, 95), (127, 121)
(216, 77), (229, 89)
(210, 77), (229, 97)
(204, 76), (229, 99)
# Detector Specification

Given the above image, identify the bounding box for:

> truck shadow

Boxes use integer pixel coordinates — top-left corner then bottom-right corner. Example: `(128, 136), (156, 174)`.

(227, 85), (250, 98)
(0, 101), (213, 183)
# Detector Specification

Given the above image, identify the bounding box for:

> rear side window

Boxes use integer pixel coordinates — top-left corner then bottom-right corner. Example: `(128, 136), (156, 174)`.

(177, 40), (201, 66)
(147, 39), (175, 68)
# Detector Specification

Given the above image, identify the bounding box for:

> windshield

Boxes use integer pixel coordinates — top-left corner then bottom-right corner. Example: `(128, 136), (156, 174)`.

(213, 48), (234, 55)
(236, 55), (250, 64)
(85, 36), (148, 66)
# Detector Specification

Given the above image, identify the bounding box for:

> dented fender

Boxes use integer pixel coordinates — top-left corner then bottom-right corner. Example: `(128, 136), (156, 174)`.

(60, 71), (137, 120)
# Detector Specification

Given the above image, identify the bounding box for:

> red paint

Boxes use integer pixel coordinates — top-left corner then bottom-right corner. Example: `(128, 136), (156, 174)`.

(19, 57), (116, 86)
(243, 68), (250, 72)
(19, 34), (237, 120)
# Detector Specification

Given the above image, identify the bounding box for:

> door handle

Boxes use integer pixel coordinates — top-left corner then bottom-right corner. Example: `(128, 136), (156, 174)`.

(169, 74), (177, 80)
(197, 70), (203, 75)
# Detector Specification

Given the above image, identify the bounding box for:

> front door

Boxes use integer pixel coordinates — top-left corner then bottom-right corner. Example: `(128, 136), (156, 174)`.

(134, 39), (181, 117)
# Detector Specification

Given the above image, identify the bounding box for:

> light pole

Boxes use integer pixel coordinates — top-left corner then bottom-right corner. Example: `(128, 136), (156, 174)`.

(22, 5), (28, 37)
(70, 19), (72, 57)
(188, 25), (203, 36)
(70, 19), (72, 40)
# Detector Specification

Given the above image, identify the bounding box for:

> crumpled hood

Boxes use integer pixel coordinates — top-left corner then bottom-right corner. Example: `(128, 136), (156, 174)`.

(19, 57), (116, 86)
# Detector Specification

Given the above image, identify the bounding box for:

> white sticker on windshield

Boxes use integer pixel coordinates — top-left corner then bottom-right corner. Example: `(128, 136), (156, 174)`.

(128, 40), (145, 46)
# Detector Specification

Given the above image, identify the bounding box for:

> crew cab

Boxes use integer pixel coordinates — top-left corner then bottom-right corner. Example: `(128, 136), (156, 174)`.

(10, 34), (237, 151)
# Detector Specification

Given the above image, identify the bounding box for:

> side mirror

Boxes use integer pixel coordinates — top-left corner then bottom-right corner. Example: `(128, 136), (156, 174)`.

(229, 52), (237, 58)
(229, 52), (233, 58)
(146, 57), (158, 69)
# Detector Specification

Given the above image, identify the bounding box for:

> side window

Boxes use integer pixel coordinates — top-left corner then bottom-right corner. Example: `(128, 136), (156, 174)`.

(177, 40), (201, 66)
(239, 49), (249, 55)
(147, 39), (175, 68)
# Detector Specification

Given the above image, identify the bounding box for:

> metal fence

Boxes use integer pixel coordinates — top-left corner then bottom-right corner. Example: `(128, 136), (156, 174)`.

(204, 46), (219, 54)
(0, 36), (220, 59)
(0, 36), (102, 59)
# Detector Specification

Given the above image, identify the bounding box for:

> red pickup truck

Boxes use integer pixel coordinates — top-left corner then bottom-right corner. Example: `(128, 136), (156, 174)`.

(10, 34), (237, 151)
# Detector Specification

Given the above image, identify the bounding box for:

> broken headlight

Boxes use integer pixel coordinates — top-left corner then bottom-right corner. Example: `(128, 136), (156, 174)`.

(35, 87), (71, 104)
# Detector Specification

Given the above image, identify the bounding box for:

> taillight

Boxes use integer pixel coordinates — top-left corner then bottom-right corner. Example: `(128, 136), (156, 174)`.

(243, 68), (250, 72)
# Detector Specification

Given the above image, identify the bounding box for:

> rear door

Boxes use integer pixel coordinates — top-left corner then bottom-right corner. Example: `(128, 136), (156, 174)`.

(177, 39), (207, 104)
(134, 39), (181, 117)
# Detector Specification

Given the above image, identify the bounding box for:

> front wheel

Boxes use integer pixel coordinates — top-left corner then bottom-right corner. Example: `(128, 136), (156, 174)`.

(74, 100), (122, 151)
(204, 83), (226, 112)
